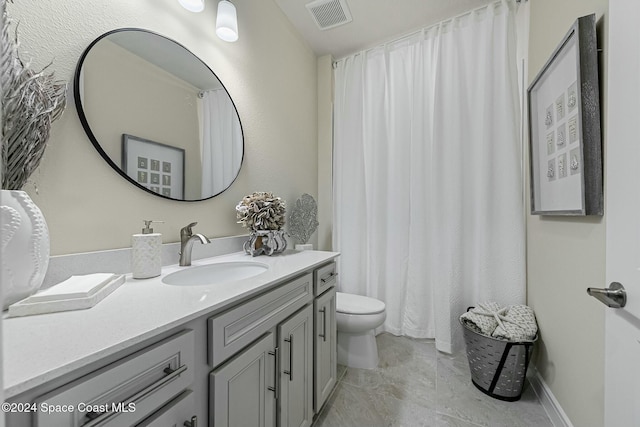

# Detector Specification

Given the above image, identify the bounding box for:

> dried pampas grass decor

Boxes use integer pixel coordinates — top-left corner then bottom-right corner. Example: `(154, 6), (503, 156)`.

(1, 0), (67, 190)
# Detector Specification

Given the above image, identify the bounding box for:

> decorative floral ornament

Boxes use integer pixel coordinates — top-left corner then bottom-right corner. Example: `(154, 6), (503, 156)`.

(236, 191), (286, 231)
(288, 193), (318, 245)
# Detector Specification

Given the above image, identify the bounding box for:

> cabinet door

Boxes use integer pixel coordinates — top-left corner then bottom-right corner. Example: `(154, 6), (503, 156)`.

(210, 333), (276, 427)
(136, 390), (195, 427)
(278, 305), (313, 427)
(313, 288), (337, 413)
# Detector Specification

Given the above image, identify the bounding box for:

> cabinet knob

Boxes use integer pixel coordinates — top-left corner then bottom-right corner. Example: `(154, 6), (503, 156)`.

(184, 415), (198, 427)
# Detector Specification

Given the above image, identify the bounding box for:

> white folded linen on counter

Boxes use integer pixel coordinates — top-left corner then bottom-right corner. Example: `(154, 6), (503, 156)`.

(460, 302), (538, 342)
(8, 273), (125, 317)
(459, 302), (506, 336)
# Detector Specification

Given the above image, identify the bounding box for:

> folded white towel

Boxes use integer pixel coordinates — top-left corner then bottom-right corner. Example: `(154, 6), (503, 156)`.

(460, 302), (538, 342)
(8, 273), (125, 317)
(492, 305), (537, 341)
(29, 273), (118, 302)
(460, 302), (505, 336)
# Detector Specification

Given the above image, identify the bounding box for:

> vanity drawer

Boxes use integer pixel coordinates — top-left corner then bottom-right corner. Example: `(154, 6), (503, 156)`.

(208, 273), (313, 367)
(136, 389), (195, 427)
(314, 262), (337, 296)
(34, 329), (194, 427)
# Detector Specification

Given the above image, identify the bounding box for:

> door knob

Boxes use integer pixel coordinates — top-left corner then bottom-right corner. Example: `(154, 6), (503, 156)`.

(587, 282), (627, 308)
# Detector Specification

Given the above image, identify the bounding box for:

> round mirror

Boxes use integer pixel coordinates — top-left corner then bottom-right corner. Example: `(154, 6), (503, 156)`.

(74, 28), (243, 201)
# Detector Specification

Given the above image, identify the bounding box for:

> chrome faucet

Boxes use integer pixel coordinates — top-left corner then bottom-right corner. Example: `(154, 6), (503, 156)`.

(179, 222), (211, 266)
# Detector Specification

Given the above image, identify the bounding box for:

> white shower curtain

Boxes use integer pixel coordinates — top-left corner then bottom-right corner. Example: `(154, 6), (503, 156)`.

(333, 0), (525, 353)
(199, 89), (243, 197)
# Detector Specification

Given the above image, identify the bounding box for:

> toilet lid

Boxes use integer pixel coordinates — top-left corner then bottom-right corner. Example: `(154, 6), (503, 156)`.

(336, 292), (386, 315)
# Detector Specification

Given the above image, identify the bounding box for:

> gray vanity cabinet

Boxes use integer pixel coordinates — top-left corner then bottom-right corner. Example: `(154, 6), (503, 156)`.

(312, 262), (337, 414)
(209, 305), (314, 427)
(313, 287), (336, 413)
(4, 254), (340, 427)
(33, 330), (196, 427)
(210, 333), (277, 427)
(277, 305), (314, 427)
(207, 273), (314, 427)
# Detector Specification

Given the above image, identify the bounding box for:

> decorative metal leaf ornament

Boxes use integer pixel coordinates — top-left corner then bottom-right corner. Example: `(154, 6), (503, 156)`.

(288, 193), (318, 244)
(1, 0), (67, 190)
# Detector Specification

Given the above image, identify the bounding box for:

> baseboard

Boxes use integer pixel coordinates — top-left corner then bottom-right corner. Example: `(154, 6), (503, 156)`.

(529, 367), (575, 427)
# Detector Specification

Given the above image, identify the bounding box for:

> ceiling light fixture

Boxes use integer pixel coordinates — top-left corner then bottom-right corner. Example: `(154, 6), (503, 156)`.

(178, 0), (205, 13)
(216, 0), (238, 42)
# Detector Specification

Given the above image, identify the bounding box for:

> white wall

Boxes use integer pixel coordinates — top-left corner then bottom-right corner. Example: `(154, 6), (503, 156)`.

(527, 1), (607, 426)
(6, 0), (318, 255)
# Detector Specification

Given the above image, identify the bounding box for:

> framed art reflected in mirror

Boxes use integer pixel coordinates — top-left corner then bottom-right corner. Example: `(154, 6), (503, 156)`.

(528, 14), (603, 216)
(122, 134), (185, 199)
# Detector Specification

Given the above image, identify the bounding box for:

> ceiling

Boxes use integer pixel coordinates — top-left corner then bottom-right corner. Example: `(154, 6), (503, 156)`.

(274, 0), (496, 59)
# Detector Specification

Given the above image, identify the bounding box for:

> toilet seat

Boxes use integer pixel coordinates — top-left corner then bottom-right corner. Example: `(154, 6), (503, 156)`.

(336, 292), (385, 315)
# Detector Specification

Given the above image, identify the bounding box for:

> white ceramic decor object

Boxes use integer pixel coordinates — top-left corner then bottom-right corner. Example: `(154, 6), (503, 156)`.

(1, 190), (50, 309)
(131, 233), (162, 279)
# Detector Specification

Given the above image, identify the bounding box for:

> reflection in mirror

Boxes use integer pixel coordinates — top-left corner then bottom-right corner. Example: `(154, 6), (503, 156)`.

(74, 28), (243, 201)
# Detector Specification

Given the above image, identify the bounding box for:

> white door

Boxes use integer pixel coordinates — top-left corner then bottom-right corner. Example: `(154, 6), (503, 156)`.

(603, 0), (640, 426)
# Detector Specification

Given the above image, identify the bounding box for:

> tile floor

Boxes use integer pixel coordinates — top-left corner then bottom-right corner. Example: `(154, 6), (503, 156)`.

(313, 333), (553, 427)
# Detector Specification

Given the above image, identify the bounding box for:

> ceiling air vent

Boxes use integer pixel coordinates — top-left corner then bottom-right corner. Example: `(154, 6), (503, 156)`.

(305, 0), (353, 31)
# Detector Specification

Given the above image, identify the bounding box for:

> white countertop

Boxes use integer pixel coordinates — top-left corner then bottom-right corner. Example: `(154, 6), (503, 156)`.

(3, 250), (339, 399)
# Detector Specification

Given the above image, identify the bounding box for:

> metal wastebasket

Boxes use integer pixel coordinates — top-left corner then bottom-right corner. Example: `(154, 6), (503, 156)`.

(459, 315), (536, 402)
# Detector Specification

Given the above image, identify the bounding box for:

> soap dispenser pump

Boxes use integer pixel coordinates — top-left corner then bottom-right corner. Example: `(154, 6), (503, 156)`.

(132, 220), (164, 279)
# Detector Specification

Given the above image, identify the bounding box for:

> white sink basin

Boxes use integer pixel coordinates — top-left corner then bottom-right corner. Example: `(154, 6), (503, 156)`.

(162, 261), (269, 286)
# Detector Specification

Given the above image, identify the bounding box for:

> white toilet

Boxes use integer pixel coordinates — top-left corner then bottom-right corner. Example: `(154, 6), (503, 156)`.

(336, 292), (387, 369)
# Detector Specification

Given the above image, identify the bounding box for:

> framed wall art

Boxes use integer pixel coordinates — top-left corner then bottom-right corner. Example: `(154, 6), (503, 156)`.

(122, 134), (185, 199)
(528, 14), (603, 215)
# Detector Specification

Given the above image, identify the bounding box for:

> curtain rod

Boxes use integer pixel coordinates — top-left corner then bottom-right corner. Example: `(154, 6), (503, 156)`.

(333, 0), (522, 66)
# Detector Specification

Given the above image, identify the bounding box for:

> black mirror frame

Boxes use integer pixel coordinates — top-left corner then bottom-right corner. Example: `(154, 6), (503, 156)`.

(73, 28), (244, 202)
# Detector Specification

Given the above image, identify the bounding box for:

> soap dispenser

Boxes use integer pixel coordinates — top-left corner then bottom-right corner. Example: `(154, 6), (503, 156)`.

(132, 220), (164, 279)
